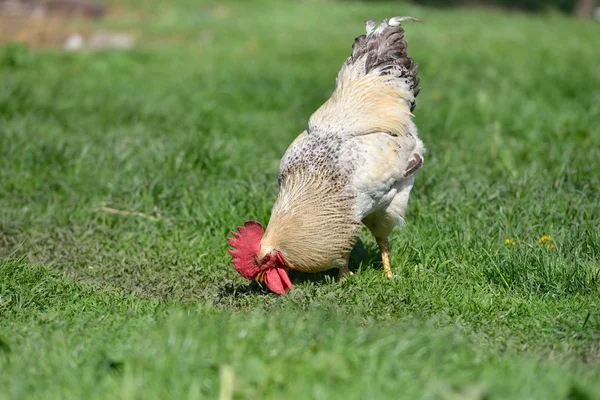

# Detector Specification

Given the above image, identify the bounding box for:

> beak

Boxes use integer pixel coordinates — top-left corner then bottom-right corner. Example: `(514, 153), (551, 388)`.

(254, 271), (266, 283)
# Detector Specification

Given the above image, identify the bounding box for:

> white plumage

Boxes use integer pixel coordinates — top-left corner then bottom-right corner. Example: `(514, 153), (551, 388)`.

(258, 16), (425, 278)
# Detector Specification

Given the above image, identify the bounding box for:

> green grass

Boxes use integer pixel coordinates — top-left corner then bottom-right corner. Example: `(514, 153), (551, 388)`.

(1, 0), (599, 398)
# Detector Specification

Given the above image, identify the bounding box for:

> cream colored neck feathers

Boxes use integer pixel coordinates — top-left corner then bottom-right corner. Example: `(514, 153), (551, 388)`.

(259, 170), (359, 273)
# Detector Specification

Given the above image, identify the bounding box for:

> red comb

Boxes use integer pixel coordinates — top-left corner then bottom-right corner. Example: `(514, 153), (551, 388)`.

(228, 221), (264, 280)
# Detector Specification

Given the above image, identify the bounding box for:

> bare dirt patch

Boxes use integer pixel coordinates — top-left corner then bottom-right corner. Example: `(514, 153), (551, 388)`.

(0, 0), (139, 47)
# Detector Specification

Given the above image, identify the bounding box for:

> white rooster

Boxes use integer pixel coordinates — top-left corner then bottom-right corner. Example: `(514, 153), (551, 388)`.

(229, 17), (425, 294)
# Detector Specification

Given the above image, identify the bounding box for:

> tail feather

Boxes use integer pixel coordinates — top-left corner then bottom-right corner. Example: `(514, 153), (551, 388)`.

(309, 17), (422, 137)
(349, 16), (422, 111)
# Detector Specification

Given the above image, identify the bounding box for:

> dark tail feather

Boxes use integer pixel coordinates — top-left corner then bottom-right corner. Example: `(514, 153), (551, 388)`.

(348, 16), (422, 111)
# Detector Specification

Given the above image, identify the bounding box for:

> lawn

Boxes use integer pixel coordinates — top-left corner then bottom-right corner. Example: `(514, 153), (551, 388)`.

(1, 0), (599, 398)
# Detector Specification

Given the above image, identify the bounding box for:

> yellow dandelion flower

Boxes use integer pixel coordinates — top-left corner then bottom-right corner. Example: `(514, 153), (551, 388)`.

(512, 241), (517, 246)
(539, 235), (551, 244)
(548, 244), (555, 249)
(505, 238), (511, 245)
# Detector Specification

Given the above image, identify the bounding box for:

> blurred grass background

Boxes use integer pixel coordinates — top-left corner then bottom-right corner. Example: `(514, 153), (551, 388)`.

(1, 0), (599, 399)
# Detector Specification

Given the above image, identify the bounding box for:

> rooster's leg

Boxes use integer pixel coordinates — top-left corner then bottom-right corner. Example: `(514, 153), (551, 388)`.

(377, 237), (393, 278)
(337, 252), (353, 280)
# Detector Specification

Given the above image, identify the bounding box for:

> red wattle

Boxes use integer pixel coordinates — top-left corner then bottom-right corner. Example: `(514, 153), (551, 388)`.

(264, 267), (293, 295)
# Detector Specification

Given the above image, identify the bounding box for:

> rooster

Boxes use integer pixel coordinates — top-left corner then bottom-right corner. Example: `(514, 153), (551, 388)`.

(228, 16), (425, 294)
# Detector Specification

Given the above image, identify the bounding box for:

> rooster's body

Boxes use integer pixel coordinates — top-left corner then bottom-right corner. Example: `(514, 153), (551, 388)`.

(229, 17), (425, 294)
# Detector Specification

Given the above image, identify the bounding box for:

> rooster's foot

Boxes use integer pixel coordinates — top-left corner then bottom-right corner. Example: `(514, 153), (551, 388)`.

(337, 268), (354, 280)
(377, 237), (393, 278)
(337, 253), (352, 280)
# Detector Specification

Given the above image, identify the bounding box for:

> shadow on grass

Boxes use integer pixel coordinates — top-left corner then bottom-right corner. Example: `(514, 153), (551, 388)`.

(218, 280), (274, 297)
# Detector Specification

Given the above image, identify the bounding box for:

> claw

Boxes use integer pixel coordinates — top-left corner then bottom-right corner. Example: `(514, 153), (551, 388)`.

(337, 269), (354, 281)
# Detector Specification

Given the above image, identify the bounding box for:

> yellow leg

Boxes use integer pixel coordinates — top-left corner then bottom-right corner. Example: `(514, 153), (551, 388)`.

(377, 238), (393, 278)
(337, 253), (353, 280)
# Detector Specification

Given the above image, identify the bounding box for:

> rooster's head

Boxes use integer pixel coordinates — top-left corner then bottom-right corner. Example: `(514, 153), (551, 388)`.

(227, 221), (292, 294)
